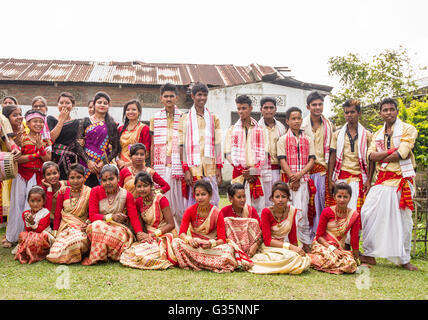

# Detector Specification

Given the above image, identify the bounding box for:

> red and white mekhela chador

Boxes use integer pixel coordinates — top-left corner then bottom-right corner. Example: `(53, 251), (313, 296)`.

(249, 205), (311, 274)
(277, 129), (316, 245)
(14, 207), (54, 264)
(301, 114), (334, 239)
(309, 207), (360, 274)
(258, 117), (286, 207)
(171, 204), (238, 272)
(225, 118), (268, 214)
(361, 118), (417, 265)
(180, 106), (222, 207)
(150, 106), (186, 229)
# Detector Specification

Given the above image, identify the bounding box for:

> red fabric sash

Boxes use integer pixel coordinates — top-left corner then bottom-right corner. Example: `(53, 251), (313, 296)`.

(233, 165), (264, 199)
(375, 171), (414, 211)
(338, 170), (365, 214)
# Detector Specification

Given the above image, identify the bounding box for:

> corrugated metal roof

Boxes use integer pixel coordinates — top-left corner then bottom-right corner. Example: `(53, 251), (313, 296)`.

(0, 58), (287, 87)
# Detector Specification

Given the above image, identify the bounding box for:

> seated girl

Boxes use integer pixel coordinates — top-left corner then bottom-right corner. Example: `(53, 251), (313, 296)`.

(120, 172), (178, 269)
(309, 182), (360, 274)
(14, 186), (54, 264)
(249, 182), (311, 274)
(46, 164), (91, 264)
(82, 164), (144, 265)
(220, 183), (262, 258)
(171, 180), (238, 273)
(119, 143), (169, 197)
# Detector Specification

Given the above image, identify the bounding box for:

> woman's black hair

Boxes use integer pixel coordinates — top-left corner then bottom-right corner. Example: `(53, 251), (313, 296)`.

(270, 181), (291, 200)
(42, 161), (59, 176)
(332, 182), (353, 197)
(100, 164), (119, 178)
(119, 99), (142, 138)
(27, 186), (46, 202)
(227, 183), (245, 197)
(193, 179), (212, 196)
(3, 96), (18, 105)
(134, 171), (153, 187)
(93, 91), (119, 152)
(2, 104), (19, 119)
(68, 163), (85, 177)
(129, 143), (146, 156)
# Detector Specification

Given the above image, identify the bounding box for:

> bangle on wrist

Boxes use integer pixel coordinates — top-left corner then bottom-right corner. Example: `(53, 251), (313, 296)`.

(210, 239), (217, 248)
(154, 229), (162, 237)
(282, 242), (290, 250)
(105, 214), (113, 223)
(328, 245), (336, 252)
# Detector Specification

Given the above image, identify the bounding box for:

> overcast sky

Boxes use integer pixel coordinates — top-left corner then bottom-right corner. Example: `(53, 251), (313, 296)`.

(3, 0), (428, 114)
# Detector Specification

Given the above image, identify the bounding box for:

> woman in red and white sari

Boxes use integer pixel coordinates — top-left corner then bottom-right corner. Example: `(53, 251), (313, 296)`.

(119, 143), (169, 197)
(309, 182), (360, 274)
(172, 180), (237, 273)
(249, 182), (311, 274)
(82, 164), (145, 265)
(46, 164), (91, 264)
(120, 171), (178, 269)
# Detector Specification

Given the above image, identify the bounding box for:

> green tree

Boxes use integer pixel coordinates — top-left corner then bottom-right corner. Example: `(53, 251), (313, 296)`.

(328, 46), (417, 131)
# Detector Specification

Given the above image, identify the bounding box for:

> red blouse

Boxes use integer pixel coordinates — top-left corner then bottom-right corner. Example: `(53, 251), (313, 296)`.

(118, 124), (151, 154)
(88, 185), (143, 234)
(22, 210), (51, 233)
(18, 135), (50, 183)
(315, 207), (360, 250)
(135, 196), (170, 214)
(220, 205), (261, 226)
(119, 167), (170, 194)
(260, 207), (297, 247)
(179, 204), (226, 243)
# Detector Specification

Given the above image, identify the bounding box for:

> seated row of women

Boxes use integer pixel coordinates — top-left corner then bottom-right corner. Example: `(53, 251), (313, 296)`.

(13, 162), (361, 275)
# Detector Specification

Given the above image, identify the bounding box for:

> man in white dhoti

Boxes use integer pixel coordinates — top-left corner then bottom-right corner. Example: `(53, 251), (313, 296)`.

(277, 107), (315, 252)
(150, 83), (186, 230)
(258, 97), (286, 207)
(179, 83), (223, 207)
(225, 95), (268, 215)
(360, 98), (418, 271)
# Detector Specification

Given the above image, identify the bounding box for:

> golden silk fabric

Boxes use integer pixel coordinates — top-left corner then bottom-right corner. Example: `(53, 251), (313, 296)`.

(270, 205), (297, 241)
(99, 187), (128, 216)
(119, 122), (145, 163)
(325, 208), (355, 249)
(123, 167), (155, 197)
(189, 206), (220, 240)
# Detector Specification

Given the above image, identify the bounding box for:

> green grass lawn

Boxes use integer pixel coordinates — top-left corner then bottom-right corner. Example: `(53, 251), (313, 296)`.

(0, 196), (427, 300)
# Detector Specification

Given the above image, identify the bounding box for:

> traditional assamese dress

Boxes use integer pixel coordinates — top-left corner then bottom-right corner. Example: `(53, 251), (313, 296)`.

(225, 118), (268, 214)
(179, 106), (223, 207)
(309, 207), (359, 274)
(42, 181), (69, 224)
(249, 205), (311, 274)
(277, 128), (316, 246)
(171, 204), (238, 273)
(119, 166), (170, 197)
(47, 116), (81, 180)
(258, 117), (286, 207)
(361, 118), (417, 265)
(150, 106), (186, 229)
(301, 115), (335, 239)
(46, 185), (91, 264)
(118, 122), (151, 164)
(82, 186), (142, 265)
(6, 133), (51, 244)
(76, 117), (119, 187)
(120, 193), (178, 269)
(14, 208), (54, 264)
(221, 204), (262, 269)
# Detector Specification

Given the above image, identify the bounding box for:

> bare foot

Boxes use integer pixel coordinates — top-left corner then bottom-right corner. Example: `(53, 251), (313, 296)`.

(302, 244), (311, 253)
(401, 263), (418, 271)
(2, 239), (13, 248)
(360, 255), (376, 265)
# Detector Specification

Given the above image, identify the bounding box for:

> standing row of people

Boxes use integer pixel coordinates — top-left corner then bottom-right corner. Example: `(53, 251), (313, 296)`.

(0, 81), (419, 272)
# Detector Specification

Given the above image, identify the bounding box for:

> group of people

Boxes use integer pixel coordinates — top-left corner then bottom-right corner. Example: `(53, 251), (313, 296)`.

(0, 82), (418, 274)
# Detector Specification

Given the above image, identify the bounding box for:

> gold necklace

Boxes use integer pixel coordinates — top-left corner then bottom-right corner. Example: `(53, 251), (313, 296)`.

(272, 206), (287, 222)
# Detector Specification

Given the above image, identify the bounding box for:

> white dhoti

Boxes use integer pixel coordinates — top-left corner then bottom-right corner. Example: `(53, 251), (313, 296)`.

(336, 179), (360, 245)
(262, 169), (281, 207)
(244, 181), (265, 217)
(159, 166), (187, 231)
(6, 173), (37, 243)
(187, 176), (219, 208)
(361, 184), (414, 265)
(290, 181), (311, 245)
